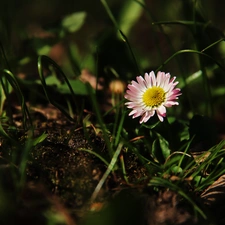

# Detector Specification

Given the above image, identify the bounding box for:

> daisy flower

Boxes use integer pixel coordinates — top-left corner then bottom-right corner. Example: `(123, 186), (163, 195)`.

(124, 71), (181, 123)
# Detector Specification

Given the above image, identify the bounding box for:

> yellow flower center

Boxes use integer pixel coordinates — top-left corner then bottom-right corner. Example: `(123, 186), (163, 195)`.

(142, 86), (165, 107)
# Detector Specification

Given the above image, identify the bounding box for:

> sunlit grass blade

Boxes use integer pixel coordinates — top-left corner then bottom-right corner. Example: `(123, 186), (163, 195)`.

(114, 109), (126, 147)
(78, 148), (109, 166)
(177, 135), (195, 169)
(111, 99), (122, 147)
(119, 153), (129, 184)
(112, 105), (129, 182)
(90, 142), (123, 202)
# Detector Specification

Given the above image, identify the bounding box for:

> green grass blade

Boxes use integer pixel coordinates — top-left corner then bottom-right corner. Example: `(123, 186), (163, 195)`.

(90, 142), (123, 202)
(152, 20), (206, 27)
(201, 38), (225, 53)
(78, 148), (109, 166)
(148, 177), (206, 219)
(1, 69), (32, 129)
(100, 0), (140, 74)
(156, 49), (225, 73)
(18, 130), (46, 186)
(37, 55), (80, 123)
(114, 109), (126, 147)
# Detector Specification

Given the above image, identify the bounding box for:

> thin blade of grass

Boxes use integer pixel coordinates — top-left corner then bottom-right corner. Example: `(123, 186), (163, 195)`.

(193, 140), (225, 191)
(37, 55), (80, 123)
(191, 141), (225, 179)
(156, 49), (225, 73)
(177, 135), (195, 169)
(90, 142), (123, 203)
(100, 0), (140, 74)
(19, 130), (47, 187)
(78, 148), (109, 166)
(152, 20), (206, 27)
(1, 69), (32, 129)
(114, 109), (126, 147)
(201, 38), (225, 53)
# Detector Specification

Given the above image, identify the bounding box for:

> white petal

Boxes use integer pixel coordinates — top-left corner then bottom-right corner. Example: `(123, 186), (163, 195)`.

(149, 71), (156, 86)
(156, 71), (164, 86)
(136, 76), (146, 90)
(144, 72), (152, 87)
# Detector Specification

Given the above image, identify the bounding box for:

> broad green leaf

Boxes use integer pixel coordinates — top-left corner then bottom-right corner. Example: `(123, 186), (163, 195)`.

(157, 133), (171, 159)
(171, 165), (183, 174)
(61, 11), (87, 33)
(118, 0), (144, 36)
(45, 75), (61, 86)
(212, 86), (225, 96)
(37, 45), (51, 55)
(193, 175), (206, 187)
(58, 79), (90, 95)
(152, 139), (165, 164)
